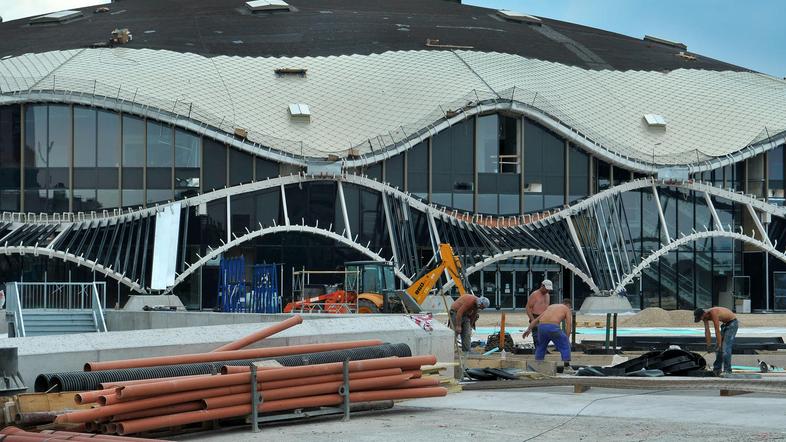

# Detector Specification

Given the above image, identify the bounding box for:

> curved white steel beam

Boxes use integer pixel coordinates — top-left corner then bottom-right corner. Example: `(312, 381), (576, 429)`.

(0, 246), (147, 293)
(167, 224), (413, 294)
(437, 248), (600, 295)
(615, 230), (786, 293)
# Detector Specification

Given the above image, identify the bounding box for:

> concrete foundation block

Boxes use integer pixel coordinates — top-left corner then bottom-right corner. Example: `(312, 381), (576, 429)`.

(122, 295), (186, 311)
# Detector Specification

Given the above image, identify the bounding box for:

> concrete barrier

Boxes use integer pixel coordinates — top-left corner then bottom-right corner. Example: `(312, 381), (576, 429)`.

(5, 314), (453, 391)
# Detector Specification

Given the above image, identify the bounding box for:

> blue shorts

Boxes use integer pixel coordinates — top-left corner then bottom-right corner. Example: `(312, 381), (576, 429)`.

(535, 323), (571, 361)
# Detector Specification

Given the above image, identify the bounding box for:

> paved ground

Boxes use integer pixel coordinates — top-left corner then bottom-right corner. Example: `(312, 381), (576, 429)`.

(475, 310), (786, 328)
(186, 388), (786, 441)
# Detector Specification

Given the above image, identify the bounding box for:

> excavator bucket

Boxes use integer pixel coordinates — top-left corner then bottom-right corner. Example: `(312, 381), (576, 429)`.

(396, 291), (422, 313)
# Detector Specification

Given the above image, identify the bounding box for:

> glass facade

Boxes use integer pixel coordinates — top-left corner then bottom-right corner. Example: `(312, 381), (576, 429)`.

(3, 101), (785, 312)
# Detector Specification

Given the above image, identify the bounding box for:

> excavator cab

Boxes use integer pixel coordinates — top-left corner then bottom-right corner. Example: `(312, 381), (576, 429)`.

(344, 261), (414, 313)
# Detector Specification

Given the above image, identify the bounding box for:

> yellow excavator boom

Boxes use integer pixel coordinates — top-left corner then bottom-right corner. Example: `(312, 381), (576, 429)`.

(404, 243), (469, 305)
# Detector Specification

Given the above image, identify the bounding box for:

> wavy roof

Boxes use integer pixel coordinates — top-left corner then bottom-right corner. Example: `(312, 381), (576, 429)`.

(1, 47), (783, 167)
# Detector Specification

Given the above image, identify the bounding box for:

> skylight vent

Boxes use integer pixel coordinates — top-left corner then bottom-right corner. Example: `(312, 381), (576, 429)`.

(643, 114), (667, 128)
(246, 0), (290, 12)
(643, 35), (687, 50)
(29, 10), (83, 24)
(497, 10), (542, 25)
(275, 67), (307, 77)
(289, 103), (311, 120)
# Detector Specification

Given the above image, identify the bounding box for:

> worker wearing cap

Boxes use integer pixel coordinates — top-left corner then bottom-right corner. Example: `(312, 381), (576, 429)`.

(523, 299), (573, 370)
(526, 279), (553, 347)
(449, 294), (490, 351)
(694, 307), (738, 376)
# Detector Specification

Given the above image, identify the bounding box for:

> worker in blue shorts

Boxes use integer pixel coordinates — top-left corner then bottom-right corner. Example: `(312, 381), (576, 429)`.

(523, 299), (573, 371)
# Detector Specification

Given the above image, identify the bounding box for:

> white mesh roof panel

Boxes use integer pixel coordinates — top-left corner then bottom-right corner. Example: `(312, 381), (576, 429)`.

(0, 48), (783, 164)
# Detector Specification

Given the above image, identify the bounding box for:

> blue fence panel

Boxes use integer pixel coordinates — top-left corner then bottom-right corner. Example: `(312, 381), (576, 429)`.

(252, 264), (281, 313)
(217, 256), (246, 312)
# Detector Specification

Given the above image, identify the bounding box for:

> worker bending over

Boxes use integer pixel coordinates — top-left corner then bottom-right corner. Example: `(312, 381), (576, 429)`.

(450, 294), (490, 351)
(523, 300), (572, 370)
(694, 307), (738, 376)
(526, 279), (552, 346)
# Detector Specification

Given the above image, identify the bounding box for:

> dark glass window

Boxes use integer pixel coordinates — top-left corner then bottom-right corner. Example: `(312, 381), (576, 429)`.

(73, 107), (118, 210)
(229, 148), (253, 186)
(255, 157), (279, 180)
(0, 105), (21, 211)
(146, 120), (173, 204)
(96, 110), (120, 209)
(524, 119), (563, 212)
(384, 153), (404, 189)
(568, 145), (589, 204)
(432, 119), (473, 211)
(175, 129), (200, 198)
(203, 138), (227, 191)
(122, 115), (145, 207)
(594, 158), (611, 192)
(768, 145), (785, 205)
(73, 107), (98, 211)
(24, 105), (71, 212)
(477, 115), (520, 214)
(406, 141), (427, 200)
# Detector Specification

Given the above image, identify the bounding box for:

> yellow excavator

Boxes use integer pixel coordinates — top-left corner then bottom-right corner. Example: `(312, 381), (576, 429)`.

(284, 243), (470, 314)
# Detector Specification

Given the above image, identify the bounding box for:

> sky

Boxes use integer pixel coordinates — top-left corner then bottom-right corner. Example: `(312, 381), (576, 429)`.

(0, 0), (783, 77)
(466, 0), (786, 78)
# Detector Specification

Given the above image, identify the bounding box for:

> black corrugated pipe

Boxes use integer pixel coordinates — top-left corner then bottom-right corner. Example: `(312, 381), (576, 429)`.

(35, 343), (411, 392)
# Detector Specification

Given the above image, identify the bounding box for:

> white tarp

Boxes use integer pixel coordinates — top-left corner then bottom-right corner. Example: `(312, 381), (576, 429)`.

(150, 202), (181, 290)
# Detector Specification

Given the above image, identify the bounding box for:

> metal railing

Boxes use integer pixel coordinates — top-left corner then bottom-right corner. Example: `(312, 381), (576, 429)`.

(9, 281), (106, 310)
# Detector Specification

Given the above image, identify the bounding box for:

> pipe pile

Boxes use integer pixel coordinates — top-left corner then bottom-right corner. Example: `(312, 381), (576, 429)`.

(56, 355), (446, 435)
(36, 343), (412, 392)
(35, 315), (446, 436)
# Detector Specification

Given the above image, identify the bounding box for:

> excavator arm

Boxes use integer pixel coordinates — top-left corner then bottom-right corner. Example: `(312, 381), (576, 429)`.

(404, 243), (470, 306)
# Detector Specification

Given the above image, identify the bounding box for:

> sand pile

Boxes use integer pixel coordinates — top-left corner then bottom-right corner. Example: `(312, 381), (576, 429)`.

(618, 308), (696, 327)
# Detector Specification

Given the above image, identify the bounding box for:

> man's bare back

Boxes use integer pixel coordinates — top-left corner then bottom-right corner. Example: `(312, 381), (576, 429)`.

(536, 303), (571, 325)
(705, 307), (736, 324)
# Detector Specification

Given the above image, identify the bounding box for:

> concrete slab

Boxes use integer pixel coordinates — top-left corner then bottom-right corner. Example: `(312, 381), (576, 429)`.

(579, 295), (634, 314)
(1, 314), (453, 391)
(121, 295), (185, 310)
(399, 388), (786, 432)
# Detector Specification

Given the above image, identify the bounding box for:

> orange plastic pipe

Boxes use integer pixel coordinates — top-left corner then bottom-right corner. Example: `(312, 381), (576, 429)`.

(99, 374), (210, 389)
(212, 315), (303, 352)
(201, 373), (413, 409)
(115, 387), (447, 435)
(248, 367), (402, 390)
(111, 401), (203, 422)
(85, 339), (384, 371)
(377, 377), (440, 389)
(222, 355), (435, 377)
(57, 366), (405, 424)
(75, 388), (117, 405)
(117, 355), (434, 399)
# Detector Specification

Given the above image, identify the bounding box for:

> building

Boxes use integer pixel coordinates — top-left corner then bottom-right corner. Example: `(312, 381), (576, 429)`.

(0, 0), (784, 311)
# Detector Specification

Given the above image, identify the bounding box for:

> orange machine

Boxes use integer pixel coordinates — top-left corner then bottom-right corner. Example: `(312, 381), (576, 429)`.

(283, 243), (470, 314)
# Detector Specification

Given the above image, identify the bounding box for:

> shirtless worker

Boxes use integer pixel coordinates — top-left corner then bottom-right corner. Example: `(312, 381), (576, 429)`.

(694, 307), (738, 375)
(526, 279), (552, 347)
(449, 294), (490, 351)
(523, 300), (573, 370)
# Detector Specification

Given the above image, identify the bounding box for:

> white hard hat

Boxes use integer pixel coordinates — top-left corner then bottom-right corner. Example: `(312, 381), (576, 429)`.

(542, 279), (553, 290)
(477, 296), (490, 309)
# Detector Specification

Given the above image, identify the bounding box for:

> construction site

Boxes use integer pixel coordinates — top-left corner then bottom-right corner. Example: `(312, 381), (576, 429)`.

(1, 0), (786, 440)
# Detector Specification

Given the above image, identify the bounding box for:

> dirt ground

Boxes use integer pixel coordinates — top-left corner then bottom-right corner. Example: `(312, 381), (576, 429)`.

(472, 308), (786, 328)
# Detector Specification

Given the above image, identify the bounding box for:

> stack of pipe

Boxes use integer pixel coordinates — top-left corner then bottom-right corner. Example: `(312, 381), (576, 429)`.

(48, 315), (447, 435)
(56, 355), (446, 435)
(0, 426), (162, 441)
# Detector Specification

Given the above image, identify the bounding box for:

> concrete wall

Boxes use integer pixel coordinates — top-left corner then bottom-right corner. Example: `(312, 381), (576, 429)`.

(5, 315), (453, 391)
